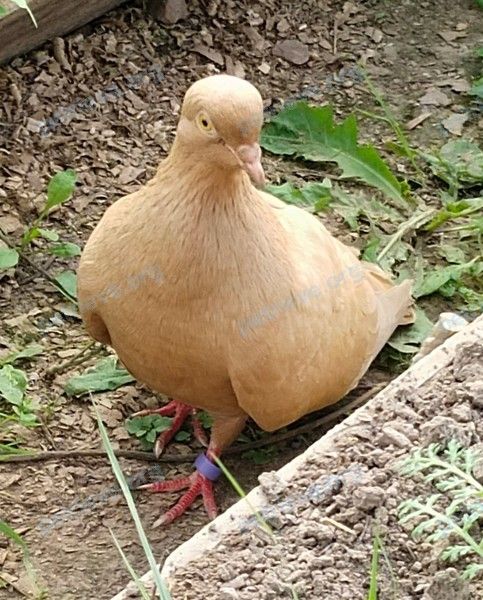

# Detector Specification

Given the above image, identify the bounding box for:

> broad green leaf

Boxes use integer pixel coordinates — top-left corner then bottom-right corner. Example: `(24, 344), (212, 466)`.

(388, 308), (433, 353)
(64, 357), (135, 396)
(261, 102), (403, 203)
(44, 170), (77, 213)
(54, 270), (77, 299)
(0, 247), (19, 270)
(38, 228), (59, 242)
(266, 180), (332, 209)
(48, 241), (81, 257)
(0, 343), (43, 367)
(0, 6), (7, 17)
(413, 258), (482, 298)
(174, 430), (191, 442)
(438, 245), (466, 264)
(424, 140), (483, 188)
(0, 365), (27, 405)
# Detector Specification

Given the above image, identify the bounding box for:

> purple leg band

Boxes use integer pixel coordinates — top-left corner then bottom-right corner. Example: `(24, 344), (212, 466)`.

(195, 453), (222, 481)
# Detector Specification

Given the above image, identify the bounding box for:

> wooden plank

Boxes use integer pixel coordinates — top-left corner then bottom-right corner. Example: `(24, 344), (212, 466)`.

(0, 0), (128, 65)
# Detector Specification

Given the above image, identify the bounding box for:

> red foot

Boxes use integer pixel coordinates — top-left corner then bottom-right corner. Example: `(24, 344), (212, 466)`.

(131, 399), (208, 457)
(140, 471), (218, 526)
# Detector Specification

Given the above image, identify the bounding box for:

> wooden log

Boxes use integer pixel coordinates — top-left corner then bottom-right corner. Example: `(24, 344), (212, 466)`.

(0, 0), (128, 65)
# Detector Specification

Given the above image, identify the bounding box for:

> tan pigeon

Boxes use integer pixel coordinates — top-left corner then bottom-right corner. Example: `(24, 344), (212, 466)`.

(78, 74), (414, 523)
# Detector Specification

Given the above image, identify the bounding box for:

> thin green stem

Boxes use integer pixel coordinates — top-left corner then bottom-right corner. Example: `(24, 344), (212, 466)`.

(376, 209), (435, 263)
(413, 501), (483, 559)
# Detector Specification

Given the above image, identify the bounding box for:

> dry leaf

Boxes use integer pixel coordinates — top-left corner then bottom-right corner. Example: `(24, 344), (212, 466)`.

(419, 88), (451, 106)
(441, 113), (468, 136)
(192, 44), (224, 66)
(273, 39), (309, 65)
(406, 112), (431, 130)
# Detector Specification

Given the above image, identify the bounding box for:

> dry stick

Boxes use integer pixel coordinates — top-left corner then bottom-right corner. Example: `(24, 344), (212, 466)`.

(0, 384), (385, 464)
(46, 341), (100, 376)
(376, 209), (435, 264)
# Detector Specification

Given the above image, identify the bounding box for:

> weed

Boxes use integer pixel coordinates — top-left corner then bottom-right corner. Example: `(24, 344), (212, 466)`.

(0, 1), (37, 26)
(367, 533), (381, 600)
(0, 170), (78, 302)
(0, 520), (47, 598)
(126, 414), (173, 450)
(398, 440), (483, 579)
(95, 402), (172, 599)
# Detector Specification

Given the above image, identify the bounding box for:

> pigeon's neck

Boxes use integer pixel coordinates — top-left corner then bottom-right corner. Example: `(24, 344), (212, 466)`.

(159, 141), (256, 206)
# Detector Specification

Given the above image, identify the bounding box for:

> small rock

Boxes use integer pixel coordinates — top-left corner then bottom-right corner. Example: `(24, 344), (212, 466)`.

(225, 574), (249, 589)
(420, 88), (451, 106)
(380, 426), (412, 448)
(453, 343), (483, 381)
(220, 588), (240, 600)
(273, 39), (310, 65)
(258, 471), (287, 501)
(276, 17), (290, 33)
(307, 474), (343, 505)
(421, 416), (474, 447)
(258, 62), (271, 75)
(422, 568), (469, 600)
(442, 113), (468, 136)
(352, 485), (385, 511)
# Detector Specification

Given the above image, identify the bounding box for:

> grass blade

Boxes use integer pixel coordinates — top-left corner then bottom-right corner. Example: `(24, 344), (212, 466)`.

(213, 455), (273, 536)
(367, 533), (381, 600)
(109, 527), (152, 600)
(94, 401), (171, 600)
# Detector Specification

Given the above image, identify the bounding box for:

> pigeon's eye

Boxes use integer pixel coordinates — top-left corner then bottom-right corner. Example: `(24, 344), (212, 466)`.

(197, 113), (214, 133)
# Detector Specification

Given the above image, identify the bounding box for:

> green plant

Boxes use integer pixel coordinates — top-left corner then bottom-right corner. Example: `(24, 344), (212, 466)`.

(0, 364), (38, 427)
(367, 533), (381, 600)
(64, 356), (135, 396)
(0, 521), (46, 598)
(398, 440), (483, 580)
(126, 414), (173, 450)
(261, 101), (404, 204)
(0, 1), (37, 25)
(95, 402), (172, 599)
(0, 170), (78, 301)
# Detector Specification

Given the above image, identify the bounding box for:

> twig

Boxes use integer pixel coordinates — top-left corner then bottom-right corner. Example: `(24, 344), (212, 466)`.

(0, 384), (385, 464)
(46, 341), (100, 376)
(377, 210), (435, 264)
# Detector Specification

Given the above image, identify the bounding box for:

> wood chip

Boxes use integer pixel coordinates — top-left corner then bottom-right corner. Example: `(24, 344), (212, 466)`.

(258, 62), (271, 75)
(273, 39), (310, 65)
(192, 44), (224, 66)
(405, 111), (431, 130)
(441, 112), (468, 136)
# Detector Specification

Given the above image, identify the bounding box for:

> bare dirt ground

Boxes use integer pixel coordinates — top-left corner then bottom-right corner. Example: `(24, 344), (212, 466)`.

(0, 0), (481, 598)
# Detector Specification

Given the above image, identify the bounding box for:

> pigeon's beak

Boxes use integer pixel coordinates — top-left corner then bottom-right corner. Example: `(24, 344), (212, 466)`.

(232, 143), (266, 188)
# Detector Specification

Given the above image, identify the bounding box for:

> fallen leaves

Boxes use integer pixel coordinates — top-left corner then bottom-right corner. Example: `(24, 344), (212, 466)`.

(419, 88), (451, 107)
(272, 39), (310, 65)
(441, 112), (469, 136)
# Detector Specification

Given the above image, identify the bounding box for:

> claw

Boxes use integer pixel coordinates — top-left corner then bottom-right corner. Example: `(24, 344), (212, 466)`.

(143, 471), (218, 526)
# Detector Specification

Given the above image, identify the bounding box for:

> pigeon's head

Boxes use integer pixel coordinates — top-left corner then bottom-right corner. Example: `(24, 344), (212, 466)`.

(177, 75), (266, 187)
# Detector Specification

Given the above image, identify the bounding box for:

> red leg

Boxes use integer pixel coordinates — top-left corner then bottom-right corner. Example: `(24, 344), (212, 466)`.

(138, 414), (247, 525)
